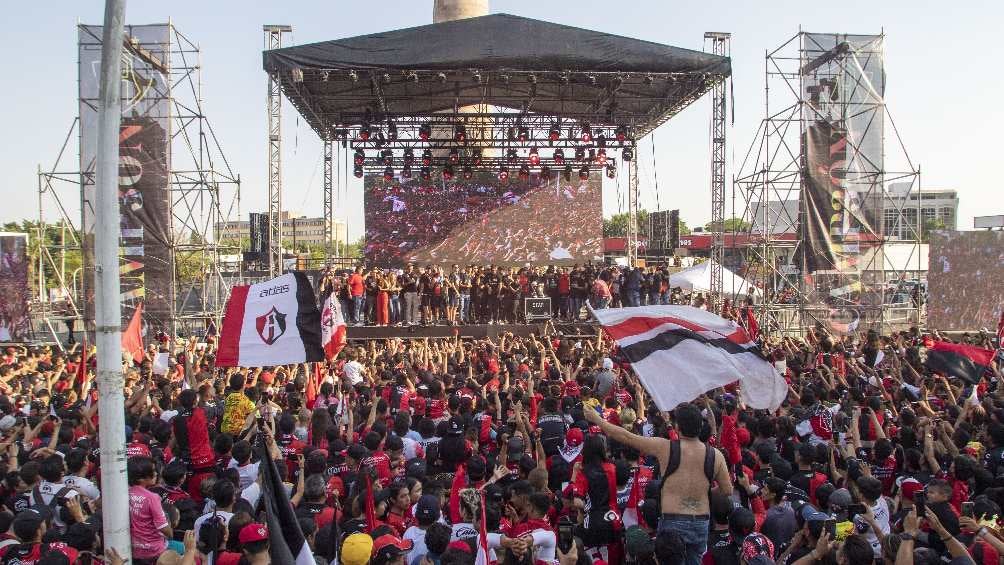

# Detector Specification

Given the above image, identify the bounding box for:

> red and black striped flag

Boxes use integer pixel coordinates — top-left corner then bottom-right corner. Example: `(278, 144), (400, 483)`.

(591, 305), (787, 411)
(926, 340), (995, 385)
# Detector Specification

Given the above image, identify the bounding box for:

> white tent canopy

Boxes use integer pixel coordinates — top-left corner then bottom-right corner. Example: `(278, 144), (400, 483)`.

(669, 260), (761, 297)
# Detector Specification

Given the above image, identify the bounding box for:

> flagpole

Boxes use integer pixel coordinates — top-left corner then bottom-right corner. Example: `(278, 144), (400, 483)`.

(93, 0), (132, 561)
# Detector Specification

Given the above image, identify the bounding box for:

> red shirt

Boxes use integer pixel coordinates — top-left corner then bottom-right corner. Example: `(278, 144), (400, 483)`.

(348, 274), (365, 297)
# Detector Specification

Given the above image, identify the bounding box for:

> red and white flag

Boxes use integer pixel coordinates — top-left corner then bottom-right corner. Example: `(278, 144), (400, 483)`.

(121, 303), (145, 365)
(591, 305), (787, 411)
(217, 273), (323, 367)
(320, 292), (347, 361)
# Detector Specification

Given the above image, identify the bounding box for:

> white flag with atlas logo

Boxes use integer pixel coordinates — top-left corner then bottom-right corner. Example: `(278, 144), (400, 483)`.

(217, 272), (324, 367)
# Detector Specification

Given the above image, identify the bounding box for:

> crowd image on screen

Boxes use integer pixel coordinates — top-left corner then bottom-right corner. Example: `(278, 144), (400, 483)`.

(364, 172), (602, 268)
(928, 231), (1004, 331)
(0, 274), (1002, 565)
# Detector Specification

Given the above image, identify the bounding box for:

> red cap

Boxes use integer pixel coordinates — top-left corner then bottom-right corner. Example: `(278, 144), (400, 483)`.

(900, 479), (924, 502)
(565, 428), (584, 447)
(260, 371), (275, 385)
(517, 364), (530, 374)
(372, 534), (414, 557)
(239, 522), (269, 544)
(735, 427), (751, 447)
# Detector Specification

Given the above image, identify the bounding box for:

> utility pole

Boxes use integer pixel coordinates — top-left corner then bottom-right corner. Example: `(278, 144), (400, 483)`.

(94, 0), (131, 561)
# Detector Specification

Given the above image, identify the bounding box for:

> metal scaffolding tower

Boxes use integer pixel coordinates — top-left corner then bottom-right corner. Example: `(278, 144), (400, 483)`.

(705, 32), (730, 309)
(264, 25), (291, 277)
(323, 138), (334, 259)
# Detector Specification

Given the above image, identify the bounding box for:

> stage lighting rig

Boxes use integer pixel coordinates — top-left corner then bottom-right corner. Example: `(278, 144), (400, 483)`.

(422, 149), (433, 166)
(419, 124), (432, 141)
(401, 165), (413, 179)
(472, 149), (483, 166)
(471, 71), (482, 83)
(348, 69), (359, 83)
(449, 148), (460, 164)
(498, 166), (509, 181)
(358, 124), (371, 141)
(540, 165), (552, 180)
(354, 164), (364, 178)
(353, 149), (365, 166)
(420, 167), (432, 181)
(506, 149), (518, 164)
(580, 123), (592, 143)
(596, 133), (607, 148)
(381, 149), (393, 165)
(436, 72), (448, 83)
(606, 162), (617, 179)
(622, 147), (634, 161)
(403, 148), (415, 166)
(574, 147), (586, 162)
(615, 125), (628, 142)
(518, 126), (530, 142)
(548, 122), (561, 142)
(383, 166), (394, 181)
(579, 166), (590, 180)
(563, 165), (573, 181)
(553, 149), (565, 165)
(463, 166), (474, 180)
(406, 71), (419, 83)
(387, 122), (398, 141)
(454, 124), (467, 143)
(443, 165), (455, 180)
(528, 147), (540, 166)
(595, 149), (607, 166)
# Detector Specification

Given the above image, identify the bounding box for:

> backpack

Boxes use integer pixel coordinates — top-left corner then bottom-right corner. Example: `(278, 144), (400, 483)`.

(659, 440), (716, 494)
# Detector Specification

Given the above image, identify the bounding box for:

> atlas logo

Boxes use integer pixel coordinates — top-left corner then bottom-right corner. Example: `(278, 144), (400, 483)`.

(256, 306), (287, 345)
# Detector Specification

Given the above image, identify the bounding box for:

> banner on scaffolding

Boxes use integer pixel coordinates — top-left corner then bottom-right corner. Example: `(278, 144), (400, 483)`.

(78, 24), (174, 333)
(0, 233), (30, 342)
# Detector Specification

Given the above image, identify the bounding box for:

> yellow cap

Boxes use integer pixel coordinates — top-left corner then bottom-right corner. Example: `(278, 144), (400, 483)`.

(342, 533), (374, 565)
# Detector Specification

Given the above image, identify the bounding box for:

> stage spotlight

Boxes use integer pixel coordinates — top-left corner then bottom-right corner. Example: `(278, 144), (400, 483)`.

(406, 71), (419, 83)
(615, 125), (628, 142)
(508, 126), (518, 141)
(454, 124), (467, 143)
(348, 70), (359, 83)
(528, 147), (540, 166)
(506, 149), (518, 164)
(563, 165), (573, 182)
(596, 133), (607, 148)
(403, 148), (415, 165)
(527, 73), (537, 84)
(382, 73), (391, 84)
(548, 122), (561, 142)
(358, 124), (371, 141)
(472, 149), (483, 166)
(587, 74), (597, 86)
(498, 166), (510, 181)
(580, 123), (592, 143)
(443, 165), (455, 181)
(518, 164), (530, 181)
(559, 71), (570, 84)
(540, 165), (552, 180)
(383, 166), (394, 181)
(334, 128), (349, 139)
(436, 72), (448, 83)
(449, 148), (460, 164)
(606, 162), (617, 179)
(579, 166), (590, 180)
(644, 74), (655, 85)
(420, 167), (432, 181)
(374, 131), (385, 147)
(381, 149), (394, 166)
(353, 149), (365, 166)
(401, 165), (413, 179)
(419, 124), (432, 141)
(422, 149), (433, 166)
(595, 149), (607, 166)
(463, 165), (474, 180)
(622, 147), (634, 161)
(387, 122), (398, 141)
(518, 126), (530, 142)
(471, 71), (482, 84)
(553, 149), (565, 165)
(353, 164), (364, 178)
(574, 147), (586, 162)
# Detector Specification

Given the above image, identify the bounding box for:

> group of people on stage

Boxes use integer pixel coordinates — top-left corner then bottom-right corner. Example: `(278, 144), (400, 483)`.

(320, 263), (704, 327)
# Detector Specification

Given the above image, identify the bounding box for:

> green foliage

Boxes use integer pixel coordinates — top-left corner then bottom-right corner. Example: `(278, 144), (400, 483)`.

(704, 217), (751, 233)
(603, 210), (690, 238)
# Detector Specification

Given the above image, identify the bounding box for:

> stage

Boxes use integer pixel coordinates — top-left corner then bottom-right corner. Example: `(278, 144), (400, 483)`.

(345, 321), (598, 340)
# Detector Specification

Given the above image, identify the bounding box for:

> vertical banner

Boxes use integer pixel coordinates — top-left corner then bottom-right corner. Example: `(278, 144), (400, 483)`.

(796, 33), (885, 332)
(79, 24), (173, 333)
(0, 234), (30, 342)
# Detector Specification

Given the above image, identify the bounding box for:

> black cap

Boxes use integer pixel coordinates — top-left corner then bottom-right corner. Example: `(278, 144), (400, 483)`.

(415, 494), (441, 523)
(447, 416), (465, 437)
(406, 458), (427, 480)
(346, 444), (369, 461)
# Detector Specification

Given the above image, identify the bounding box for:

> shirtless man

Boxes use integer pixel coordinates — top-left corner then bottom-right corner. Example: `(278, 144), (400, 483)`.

(585, 402), (731, 565)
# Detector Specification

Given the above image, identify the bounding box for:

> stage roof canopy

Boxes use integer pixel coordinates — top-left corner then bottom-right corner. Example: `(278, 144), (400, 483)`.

(263, 13), (731, 138)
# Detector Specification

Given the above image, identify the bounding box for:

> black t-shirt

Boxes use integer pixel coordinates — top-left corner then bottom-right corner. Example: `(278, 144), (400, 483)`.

(419, 274), (434, 296)
(401, 273), (418, 293)
(706, 529), (740, 565)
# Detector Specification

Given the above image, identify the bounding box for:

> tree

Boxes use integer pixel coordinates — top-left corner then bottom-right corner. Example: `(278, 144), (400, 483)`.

(920, 218), (946, 243)
(343, 237), (365, 258)
(704, 217), (751, 233)
(603, 210), (651, 237)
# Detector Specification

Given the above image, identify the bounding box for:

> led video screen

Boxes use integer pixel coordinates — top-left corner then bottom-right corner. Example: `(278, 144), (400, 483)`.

(928, 231), (1004, 331)
(364, 171), (603, 267)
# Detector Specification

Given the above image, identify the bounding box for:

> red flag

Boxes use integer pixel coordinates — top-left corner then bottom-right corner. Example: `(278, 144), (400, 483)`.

(76, 336), (88, 386)
(121, 303), (145, 364)
(306, 363), (320, 409)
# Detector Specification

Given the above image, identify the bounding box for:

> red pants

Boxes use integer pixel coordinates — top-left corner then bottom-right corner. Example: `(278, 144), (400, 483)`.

(377, 292), (390, 326)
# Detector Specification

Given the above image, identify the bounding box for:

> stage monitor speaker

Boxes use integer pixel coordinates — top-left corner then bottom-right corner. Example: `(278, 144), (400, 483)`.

(524, 297), (552, 321)
(669, 209), (680, 251)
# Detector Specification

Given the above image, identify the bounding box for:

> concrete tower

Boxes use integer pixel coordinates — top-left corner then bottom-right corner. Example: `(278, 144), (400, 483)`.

(433, 0), (489, 23)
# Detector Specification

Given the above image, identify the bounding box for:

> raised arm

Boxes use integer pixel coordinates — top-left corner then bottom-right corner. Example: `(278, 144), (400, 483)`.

(583, 405), (667, 465)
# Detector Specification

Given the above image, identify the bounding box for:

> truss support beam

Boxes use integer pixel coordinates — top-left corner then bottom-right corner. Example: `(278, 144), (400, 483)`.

(706, 32), (730, 310)
(323, 138), (334, 261)
(265, 25), (291, 277)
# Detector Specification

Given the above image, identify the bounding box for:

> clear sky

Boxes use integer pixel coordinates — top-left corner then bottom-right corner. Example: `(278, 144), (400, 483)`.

(3, 0), (1002, 241)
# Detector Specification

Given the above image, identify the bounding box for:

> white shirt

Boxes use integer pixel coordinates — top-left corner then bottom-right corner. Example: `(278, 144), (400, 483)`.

(227, 459), (260, 490)
(193, 510), (235, 545)
(344, 361), (365, 385)
(241, 481), (262, 508)
(63, 475), (100, 500)
(404, 525), (428, 564)
(853, 497), (890, 557)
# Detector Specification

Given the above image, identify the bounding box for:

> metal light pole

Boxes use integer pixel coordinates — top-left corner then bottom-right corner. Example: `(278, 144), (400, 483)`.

(94, 0), (131, 561)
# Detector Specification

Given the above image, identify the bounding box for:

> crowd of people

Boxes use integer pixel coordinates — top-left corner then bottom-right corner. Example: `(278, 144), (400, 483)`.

(0, 301), (1001, 565)
(320, 261), (701, 327)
